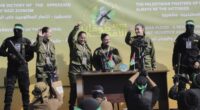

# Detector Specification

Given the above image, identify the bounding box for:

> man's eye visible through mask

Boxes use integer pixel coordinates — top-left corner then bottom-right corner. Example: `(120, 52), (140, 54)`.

(186, 25), (194, 28)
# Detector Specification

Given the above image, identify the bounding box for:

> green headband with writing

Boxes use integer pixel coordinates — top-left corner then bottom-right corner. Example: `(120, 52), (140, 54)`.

(136, 83), (147, 95)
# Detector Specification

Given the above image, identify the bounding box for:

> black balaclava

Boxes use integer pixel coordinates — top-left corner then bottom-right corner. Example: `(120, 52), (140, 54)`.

(185, 20), (194, 35)
(13, 23), (23, 39)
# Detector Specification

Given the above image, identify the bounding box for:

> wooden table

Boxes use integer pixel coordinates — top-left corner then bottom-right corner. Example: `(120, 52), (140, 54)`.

(76, 69), (169, 110)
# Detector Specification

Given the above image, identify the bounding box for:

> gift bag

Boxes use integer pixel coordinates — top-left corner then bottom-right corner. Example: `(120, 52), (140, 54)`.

(52, 80), (64, 98)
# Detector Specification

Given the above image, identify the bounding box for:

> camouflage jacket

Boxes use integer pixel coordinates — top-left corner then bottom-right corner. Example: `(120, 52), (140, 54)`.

(68, 27), (92, 74)
(32, 36), (56, 79)
(93, 44), (122, 72)
(125, 31), (156, 70)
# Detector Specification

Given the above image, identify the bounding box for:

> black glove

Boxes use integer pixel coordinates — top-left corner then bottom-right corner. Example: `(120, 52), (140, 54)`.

(173, 75), (179, 84)
(179, 74), (189, 83)
(169, 84), (178, 100)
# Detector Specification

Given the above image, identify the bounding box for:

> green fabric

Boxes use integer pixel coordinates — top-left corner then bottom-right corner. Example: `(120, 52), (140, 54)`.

(74, 106), (82, 110)
(136, 83), (147, 95)
(14, 23), (23, 30)
(186, 20), (194, 25)
(74, 106), (101, 110)
(107, 60), (115, 69)
(93, 46), (121, 71)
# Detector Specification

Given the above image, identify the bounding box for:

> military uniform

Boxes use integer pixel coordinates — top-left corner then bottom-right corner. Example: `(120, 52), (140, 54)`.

(173, 32), (200, 75)
(172, 20), (200, 110)
(93, 45), (121, 72)
(68, 26), (92, 110)
(172, 32), (200, 90)
(125, 31), (156, 71)
(32, 36), (56, 82)
(0, 36), (34, 110)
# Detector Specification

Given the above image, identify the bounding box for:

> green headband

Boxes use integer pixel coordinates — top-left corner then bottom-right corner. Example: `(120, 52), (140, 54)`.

(186, 20), (194, 26)
(74, 106), (101, 110)
(136, 83), (147, 95)
(14, 24), (23, 30)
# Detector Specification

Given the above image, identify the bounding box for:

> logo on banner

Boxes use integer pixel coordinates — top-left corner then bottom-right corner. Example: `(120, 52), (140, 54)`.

(91, 6), (115, 26)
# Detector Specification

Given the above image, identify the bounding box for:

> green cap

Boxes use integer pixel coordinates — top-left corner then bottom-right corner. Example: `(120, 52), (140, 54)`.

(186, 20), (194, 26)
(14, 23), (23, 30)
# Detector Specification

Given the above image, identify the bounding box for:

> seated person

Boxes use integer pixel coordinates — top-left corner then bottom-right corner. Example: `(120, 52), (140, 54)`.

(178, 88), (200, 110)
(91, 85), (113, 110)
(169, 73), (200, 110)
(29, 82), (63, 110)
(93, 33), (122, 72)
(124, 71), (159, 110)
(75, 97), (101, 110)
(191, 70), (200, 89)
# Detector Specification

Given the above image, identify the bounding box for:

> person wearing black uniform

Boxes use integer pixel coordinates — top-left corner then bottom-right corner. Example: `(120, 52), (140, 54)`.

(172, 20), (200, 109)
(0, 24), (34, 110)
(124, 71), (159, 110)
(172, 20), (200, 91)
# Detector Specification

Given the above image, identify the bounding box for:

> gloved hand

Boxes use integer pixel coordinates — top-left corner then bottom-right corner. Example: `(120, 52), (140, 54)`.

(179, 74), (190, 83)
(173, 74), (179, 84)
(169, 84), (178, 100)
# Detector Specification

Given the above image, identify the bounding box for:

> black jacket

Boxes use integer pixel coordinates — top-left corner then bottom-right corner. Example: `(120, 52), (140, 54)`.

(172, 33), (200, 69)
(0, 36), (34, 71)
(124, 81), (159, 110)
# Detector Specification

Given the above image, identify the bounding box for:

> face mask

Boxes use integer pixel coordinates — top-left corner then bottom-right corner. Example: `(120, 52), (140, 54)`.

(74, 106), (101, 110)
(136, 83), (147, 95)
(186, 25), (194, 35)
(14, 29), (22, 38)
